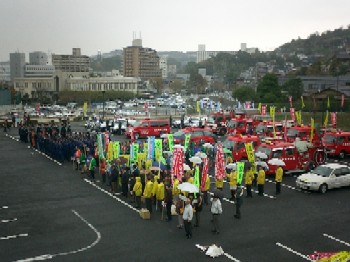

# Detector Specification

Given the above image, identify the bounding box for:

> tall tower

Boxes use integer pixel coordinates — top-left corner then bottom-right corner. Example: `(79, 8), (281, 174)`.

(29, 51), (48, 65)
(10, 52), (26, 81)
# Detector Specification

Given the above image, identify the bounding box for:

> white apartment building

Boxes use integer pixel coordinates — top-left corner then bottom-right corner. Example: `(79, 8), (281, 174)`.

(196, 44), (237, 63)
(159, 56), (168, 79)
(14, 77), (55, 98)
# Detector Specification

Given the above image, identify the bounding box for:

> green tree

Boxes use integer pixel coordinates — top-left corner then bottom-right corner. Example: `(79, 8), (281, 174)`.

(169, 80), (183, 93)
(189, 73), (207, 94)
(256, 73), (281, 102)
(282, 78), (304, 99)
(233, 86), (256, 102)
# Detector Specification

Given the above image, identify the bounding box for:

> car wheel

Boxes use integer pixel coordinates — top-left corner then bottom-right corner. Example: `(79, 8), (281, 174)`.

(134, 133), (139, 140)
(319, 183), (327, 194)
(339, 151), (346, 160)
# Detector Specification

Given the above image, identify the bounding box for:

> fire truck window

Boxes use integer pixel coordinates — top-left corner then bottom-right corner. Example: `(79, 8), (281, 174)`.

(272, 150), (282, 158)
(252, 141), (258, 147)
(237, 143), (244, 150)
(141, 122), (149, 127)
(286, 148), (294, 156)
(238, 122), (244, 128)
(338, 136), (345, 144)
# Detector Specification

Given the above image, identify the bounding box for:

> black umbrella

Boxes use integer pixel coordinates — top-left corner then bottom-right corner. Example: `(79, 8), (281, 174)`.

(211, 188), (224, 199)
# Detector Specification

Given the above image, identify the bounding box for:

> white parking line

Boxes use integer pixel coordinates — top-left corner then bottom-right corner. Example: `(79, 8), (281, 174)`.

(15, 210), (101, 262)
(276, 242), (312, 261)
(323, 233), (350, 247)
(1, 218), (17, 223)
(84, 179), (139, 213)
(265, 179), (311, 194)
(195, 244), (241, 262)
(1, 206), (9, 209)
(0, 233), (28, 240)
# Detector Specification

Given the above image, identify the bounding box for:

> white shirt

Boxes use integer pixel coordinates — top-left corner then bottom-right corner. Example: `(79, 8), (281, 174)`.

(211, 198), (223, 215)
(182, 203), (193, 221)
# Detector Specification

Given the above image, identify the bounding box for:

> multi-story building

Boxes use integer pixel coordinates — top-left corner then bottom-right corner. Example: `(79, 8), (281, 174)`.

(24, 65), (55, 77)
(159, 56), (168, 79)
(14, 77), (55, 99)
(10, 52), (26, 81)
(29, 51), (48, 65)
(122, 39), (161, 80)
(196, 44), (237, 63)
(0, 62), (11, 82)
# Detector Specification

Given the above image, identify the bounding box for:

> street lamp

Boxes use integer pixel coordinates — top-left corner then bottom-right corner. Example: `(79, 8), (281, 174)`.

(102, 90), (105, 120)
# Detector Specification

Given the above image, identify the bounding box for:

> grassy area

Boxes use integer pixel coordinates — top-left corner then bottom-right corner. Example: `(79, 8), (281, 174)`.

(275, 111), (350, 131)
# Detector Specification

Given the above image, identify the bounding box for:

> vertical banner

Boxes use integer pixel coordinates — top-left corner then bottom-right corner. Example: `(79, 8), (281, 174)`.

(327, 96), (330, 109)
(36, 103), (41, 113)
(295, 110), (302, 125)
(147, 136), (155, 160)
(261, 105), (266, 116)
(113, 141), (120, 159)
(301, 96), (305, 109)
(271, 106), (276, 138)
(194, 166), (200, 193)
(245, 142), (256, 173)
(310, 118), (314, 142)
(132, 143), (139, 163)
(144, 102), (149, 113)
(323, 111), (329, 128)
(168, 134), (174, 152)
(258, 103), (262, 114)
(200, 157), (209, 191)
(97, 134), (104, 159)
(289, 96), (293, 108)
(130, 144), (134, 163)
(83, 102), (87, 117)
(237, 162), (245, 184)
(104, 132), (109, 153)
(215, 143), (225, 180)
(290, 108), (296, 121)
(137, 153), (146, 169)
(330, 112), (337, 127)
(144, 143), (148, 157)
(107, 142), (113, 161)
(154, 139), (163, 161)
(184, 134), (191, 152)
(196, 101), (200, 113)
(341, 94), (344, 109)
(284, 116), (288, 142)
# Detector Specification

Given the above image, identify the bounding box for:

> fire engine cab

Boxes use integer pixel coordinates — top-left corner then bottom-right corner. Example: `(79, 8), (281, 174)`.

(256, 141), (326, 175)
(322, 131), (350, 159)
(205, 111), (234, 135)
(223, 135), (260, 161)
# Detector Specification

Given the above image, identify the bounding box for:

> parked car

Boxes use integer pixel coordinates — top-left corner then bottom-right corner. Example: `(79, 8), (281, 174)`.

(296, 163), (350, 193)
(125, 119), (170, 139)
(173, 127), (217, 145)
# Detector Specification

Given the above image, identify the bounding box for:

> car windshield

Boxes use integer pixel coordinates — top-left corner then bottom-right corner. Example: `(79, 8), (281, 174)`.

(206, 117), (215, 124)
(227, 120), (237, 128)
(223, 139), (236, 150)
(311, 166), (333, 177)
(323, 134), (337, 143)
(256, 146), (272, 157)
(131, 121), (141, 127)
(174, 131), (185, 138)
(287, 128), (299, 137)
(255, 124), (266, 133)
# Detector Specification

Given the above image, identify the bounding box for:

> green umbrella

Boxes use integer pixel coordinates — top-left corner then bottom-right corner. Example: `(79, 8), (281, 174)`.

(223, 148), (232, 155)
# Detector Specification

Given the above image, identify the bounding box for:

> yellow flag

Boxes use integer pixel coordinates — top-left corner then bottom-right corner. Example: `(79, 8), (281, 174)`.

(310, 118), (314, 142)
(301, 96), (305, 109)
(295, 111), (302, 125)
(196, 101), (200, 113)
(83, 102), (87, 117)
(324, 110), (329, 127)
(327, 96), (330, 109)
(258, 103), (261, 113)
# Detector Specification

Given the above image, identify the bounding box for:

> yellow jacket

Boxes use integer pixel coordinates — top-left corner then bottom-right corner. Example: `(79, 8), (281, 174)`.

(143, 180), (153, 198)
(133, 177), (143, 196)
(205, 176), (210, 191)
(172, 179), (180, 196)
(245, 170), (254, 185)
(275, 167), (283, 182)
(152, 176), (159, 196)
(227, 171), (237, 186)
(257, 169), (266, 185)
(187, 176), (194, 184)
(216, 178), (223, 189)
(156, 182), (165, 201)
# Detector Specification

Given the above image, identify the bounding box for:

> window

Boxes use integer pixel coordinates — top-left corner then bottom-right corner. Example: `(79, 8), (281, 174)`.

(333, 169), (342, 177)
(338, 136), (345, 144)
(272, 150), (283, 158)
(286, 147), (294, 156)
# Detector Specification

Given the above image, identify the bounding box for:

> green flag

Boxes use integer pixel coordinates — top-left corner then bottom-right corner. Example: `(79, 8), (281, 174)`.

(132, 143), (139, 163)
(237, 162), (245, 184)
(168, 134), (174, 152)
(184, 134), (191, 151)
(155, 139), (163, 161)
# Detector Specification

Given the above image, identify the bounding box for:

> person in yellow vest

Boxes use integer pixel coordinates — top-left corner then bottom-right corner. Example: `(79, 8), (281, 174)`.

(227, 169), (237, 200)
(257, 166), (266, 196)
(187, 174), (194, 184)
(201, 175), (210, 205)
(156, 179), (165, 211)
(152, 175), (159, 207)
(215, 176), (224, 191)
(245, 168), (254, 198)
(143, 175), (153, 213)
(275, 165), (283, 195)
(133, 177), (143, 209)
(172, 177), (181, 201)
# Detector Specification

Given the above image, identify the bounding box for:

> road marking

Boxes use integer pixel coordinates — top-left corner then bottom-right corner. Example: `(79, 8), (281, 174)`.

(195, 244), (241, 262)
(323, 233), (350, 247)
(208, 191), (235, 204)
(276, 242), (312, 261)
(1, 218), (17, 223)
(84, 179), (139, 213)
(0, 233), (28, 240)
(15, 210), (101, 262)
(265, 179), (311, 194)
(1, 206), (9, 209)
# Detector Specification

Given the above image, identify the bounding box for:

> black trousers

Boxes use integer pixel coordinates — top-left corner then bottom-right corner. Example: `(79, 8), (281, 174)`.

(145, 197), (152, 213)
(184, 220), (192, 237)
(246, 184), (252, 197)
(258, 184), (264, 196)
(166, 201), (172, 220)
(235, 200), (241, 218)
(276, 182), (281, 194)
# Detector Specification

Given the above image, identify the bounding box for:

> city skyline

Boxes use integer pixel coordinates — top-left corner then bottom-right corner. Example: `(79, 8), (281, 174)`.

(1, 0), (349, 61)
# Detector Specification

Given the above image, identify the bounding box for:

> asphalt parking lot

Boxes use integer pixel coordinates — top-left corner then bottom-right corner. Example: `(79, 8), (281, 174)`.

(0, 130), (349, 262)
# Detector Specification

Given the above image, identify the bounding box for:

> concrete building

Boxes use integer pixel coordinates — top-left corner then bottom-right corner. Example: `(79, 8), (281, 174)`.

(160, 56), (168, 79)
(29, 51), (48, 65)
(196, 44), (237, 63)
(122, 39), (161, 80)
(24, 65), (55, 77)
(0, 62), (11, 82)
(10, 52), (26, 81)
(14, 77), (55, 99)
(66, 75), (140, 94)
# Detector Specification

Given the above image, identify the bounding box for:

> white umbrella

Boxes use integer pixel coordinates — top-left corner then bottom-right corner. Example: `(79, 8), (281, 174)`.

(202, 143), (214, 149)
(255, 161), (269, 170)
(160, 133), (168, 139)
(183, 164), (191, 171)
(226, 163), (237, 170)
(189, 156), (202, 164)
(163, 150), (173, 155)
(268, 158), (286, 166)
(173, 144), (184, 149)
(195, 152), (207, 159)
(177, 182), (199, 193)
(255, 152), (268, 159)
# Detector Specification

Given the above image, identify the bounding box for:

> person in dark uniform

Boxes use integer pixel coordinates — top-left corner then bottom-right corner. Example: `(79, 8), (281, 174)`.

(234, 183), (244, 219)
(121, 167), (129, 197)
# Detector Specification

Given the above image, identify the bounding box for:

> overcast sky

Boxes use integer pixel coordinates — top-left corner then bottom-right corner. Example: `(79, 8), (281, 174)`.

(0, 0), (349, 61)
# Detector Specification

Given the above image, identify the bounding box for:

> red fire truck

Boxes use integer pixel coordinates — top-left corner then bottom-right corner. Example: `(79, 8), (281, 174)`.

(205, 111), (235, 135)
(223, 135), (261, 161)
(286, 126), (321, 145)
(256, 141), (326, 175)
(322, 131), (350, 159)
